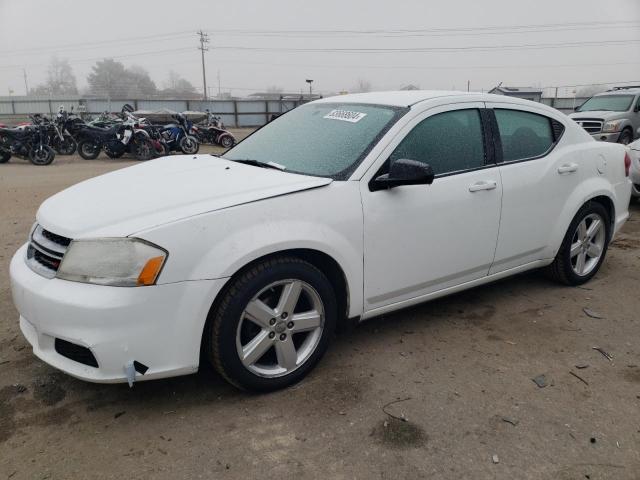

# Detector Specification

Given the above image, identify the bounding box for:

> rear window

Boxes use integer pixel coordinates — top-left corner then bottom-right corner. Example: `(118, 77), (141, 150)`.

(494, 109), (555, 162)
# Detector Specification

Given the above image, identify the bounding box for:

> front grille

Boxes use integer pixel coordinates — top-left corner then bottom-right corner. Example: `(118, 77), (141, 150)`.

(54, 338), (99, 368)
(26, 224), (71, 278)
(574, 118), (603, 134)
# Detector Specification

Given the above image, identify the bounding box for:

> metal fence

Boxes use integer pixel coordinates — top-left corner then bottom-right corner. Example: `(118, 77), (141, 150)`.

(0, 96), (308, 127)
(0, 94), (590, 124)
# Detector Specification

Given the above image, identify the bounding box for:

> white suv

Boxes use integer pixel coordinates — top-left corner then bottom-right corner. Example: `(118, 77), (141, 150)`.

(10, 91), (632, 391)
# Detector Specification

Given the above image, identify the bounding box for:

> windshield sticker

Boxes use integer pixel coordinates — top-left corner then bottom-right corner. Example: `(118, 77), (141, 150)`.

(324, 109), (367, 123)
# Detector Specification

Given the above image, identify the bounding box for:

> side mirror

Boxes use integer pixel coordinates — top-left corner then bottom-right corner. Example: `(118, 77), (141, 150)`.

(371, 158), (435, 191)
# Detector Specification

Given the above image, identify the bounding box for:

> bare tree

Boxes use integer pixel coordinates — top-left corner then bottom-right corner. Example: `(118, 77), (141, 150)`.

(161, 70), (198, 98)
(353, 78), (372, 93)
(576, 84), (610, 98)
(266, 85), (284, 94)
(30, 57), (78, 95)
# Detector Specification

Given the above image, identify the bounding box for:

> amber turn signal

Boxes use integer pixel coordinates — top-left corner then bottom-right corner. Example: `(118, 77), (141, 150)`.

(137, 256), (165, 286)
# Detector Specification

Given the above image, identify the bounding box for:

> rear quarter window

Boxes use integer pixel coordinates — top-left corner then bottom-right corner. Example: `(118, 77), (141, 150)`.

(494, 109), (555, 162)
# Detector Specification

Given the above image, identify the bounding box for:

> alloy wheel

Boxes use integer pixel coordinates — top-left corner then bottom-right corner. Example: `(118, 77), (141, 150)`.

(236, 279), (325, 378)
(570, 213), (606, 276)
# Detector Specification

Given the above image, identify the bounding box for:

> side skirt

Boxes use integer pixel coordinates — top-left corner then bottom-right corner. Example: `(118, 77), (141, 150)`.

(360, 259), (552, 321)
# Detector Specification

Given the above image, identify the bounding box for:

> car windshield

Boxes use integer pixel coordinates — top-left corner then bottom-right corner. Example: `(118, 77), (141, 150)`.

(222, 102), (406, 179)
(577, 95), (634, 112)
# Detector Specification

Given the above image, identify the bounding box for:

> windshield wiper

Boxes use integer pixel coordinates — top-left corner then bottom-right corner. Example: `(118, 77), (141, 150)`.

(231, 159), (286, 171)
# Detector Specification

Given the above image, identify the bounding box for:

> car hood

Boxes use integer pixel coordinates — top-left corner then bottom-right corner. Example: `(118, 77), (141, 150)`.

(37, 155), (332, 238)
(569, 111), (624, 120)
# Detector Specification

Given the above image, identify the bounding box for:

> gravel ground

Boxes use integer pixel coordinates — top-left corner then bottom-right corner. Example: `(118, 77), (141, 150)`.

(1, 139), (639, 479)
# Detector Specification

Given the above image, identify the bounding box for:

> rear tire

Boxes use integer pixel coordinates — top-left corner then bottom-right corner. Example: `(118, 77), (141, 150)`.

(546, 202), (610, 285)
(78, 140), (100, 160)
(205, 256), (337, 392)
(0, 150), (10, 163)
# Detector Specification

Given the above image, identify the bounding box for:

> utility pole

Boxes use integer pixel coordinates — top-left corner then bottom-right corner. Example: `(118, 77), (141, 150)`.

(197, 30), (210, 101)
(23, 68), (29, 95)
(217, 70), (221, 97)
(306, 79), (314, 97)
(467, 80), (470, 92)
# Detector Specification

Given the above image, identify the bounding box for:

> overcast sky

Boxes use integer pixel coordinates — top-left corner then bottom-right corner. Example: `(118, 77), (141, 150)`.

(0, 0), (639, 97)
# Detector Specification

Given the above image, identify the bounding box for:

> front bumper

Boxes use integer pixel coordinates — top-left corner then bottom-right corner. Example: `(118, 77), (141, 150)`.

(10, 244), (227, 383)
(591, 132), (622, 143)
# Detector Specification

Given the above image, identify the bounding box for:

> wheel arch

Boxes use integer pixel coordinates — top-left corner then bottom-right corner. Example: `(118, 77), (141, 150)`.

(549, 187), (616, 259)
(199, 248), (353, 363)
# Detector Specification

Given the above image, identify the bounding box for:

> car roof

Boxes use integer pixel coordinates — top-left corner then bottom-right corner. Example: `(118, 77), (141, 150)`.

(313, 90), (542, 108)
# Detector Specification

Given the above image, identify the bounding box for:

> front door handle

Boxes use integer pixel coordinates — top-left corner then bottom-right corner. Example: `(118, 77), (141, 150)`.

(557, 163), (578, 174)
(468, 180), (497, 192)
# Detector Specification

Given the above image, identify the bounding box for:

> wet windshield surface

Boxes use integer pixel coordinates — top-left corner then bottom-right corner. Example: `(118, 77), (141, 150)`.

(577, 95), (634, 112)
(222, 103), (406, 179)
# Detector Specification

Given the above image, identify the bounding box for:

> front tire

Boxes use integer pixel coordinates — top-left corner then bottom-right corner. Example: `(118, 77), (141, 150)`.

(205, 257), (337, 392)
(29, 145), (55, 165)
(53, 135), (77, 155)
(546, 202), (610, 285)
(78, 140), (100, 160)
(618, 129), (633, 145)
(179, 135), (199, 154)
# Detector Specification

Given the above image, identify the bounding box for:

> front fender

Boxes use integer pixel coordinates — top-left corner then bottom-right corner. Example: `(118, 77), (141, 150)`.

(137, 183), (364, 317)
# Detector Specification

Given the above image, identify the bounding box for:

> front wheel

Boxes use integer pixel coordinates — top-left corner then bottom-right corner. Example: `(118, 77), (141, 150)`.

(78, 139), (101, 160)
(132, 138), (154, 161)
(0, 150), (10, 163)
(53, 135), (77, 155)
(205, 257), (337, 392)
(618, 129), (633, 145)
(546, 202), (610, 285)
(29, 145), (55, 165)
(179, 135), (199, 154)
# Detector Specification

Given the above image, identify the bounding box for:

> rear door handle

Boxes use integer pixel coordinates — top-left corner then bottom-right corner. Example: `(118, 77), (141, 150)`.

(557, 163), (578, 174)
(468, 180), (497, 192)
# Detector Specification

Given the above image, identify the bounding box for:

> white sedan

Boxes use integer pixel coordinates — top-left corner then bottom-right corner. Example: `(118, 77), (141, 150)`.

(10, 91), (632, 391)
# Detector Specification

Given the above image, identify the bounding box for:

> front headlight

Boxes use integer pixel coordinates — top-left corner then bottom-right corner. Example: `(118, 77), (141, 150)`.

(57, 238), (167, 286)
(602, 121), (622, 133)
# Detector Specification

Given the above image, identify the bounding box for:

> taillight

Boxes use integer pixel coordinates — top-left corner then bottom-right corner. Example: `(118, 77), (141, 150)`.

(624, 152), (631, 177)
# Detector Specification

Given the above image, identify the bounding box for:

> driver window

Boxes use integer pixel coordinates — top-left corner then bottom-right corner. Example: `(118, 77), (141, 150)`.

(389, 109), (486, 176)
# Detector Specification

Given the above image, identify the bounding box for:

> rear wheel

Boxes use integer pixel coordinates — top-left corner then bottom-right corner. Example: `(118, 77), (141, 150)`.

(78, 140), (100, 160)
(29, 145), (55, 165)
(205, 257), (337, 392)
(219, 134), (235, 148)
(0, 150), (10, 163)
(546, 202), (610, 285)
(132, 138), (154, 161)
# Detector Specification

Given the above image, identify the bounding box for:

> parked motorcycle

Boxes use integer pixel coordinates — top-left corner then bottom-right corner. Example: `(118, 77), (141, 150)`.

(0, 115), (55, 165)
(196, 111), (235, 148)
(151, 113), (199, 154)
(49, 106), (79, 155)
(76, 112), (154, 161)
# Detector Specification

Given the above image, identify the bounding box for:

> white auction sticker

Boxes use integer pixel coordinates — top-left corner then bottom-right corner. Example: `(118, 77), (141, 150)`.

(324, 109), (367, 123)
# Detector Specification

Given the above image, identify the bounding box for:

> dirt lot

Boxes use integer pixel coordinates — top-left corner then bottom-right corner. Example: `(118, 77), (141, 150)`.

(1, 140), (639, 479)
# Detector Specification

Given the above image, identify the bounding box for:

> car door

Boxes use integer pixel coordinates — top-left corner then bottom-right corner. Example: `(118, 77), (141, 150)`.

(361, 103), (502, 313)
(486, 103), (581, 274)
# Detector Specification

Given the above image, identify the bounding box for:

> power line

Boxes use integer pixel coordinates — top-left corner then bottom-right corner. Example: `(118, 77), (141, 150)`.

(211, 38), (640, 53)
(209, 19), (640, 35)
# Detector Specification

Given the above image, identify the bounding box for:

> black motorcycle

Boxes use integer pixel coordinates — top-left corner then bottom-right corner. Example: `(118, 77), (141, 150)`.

(0, 115), (55, 165)
(75, 113), (154, 161)
(49, 107), (85, 155)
